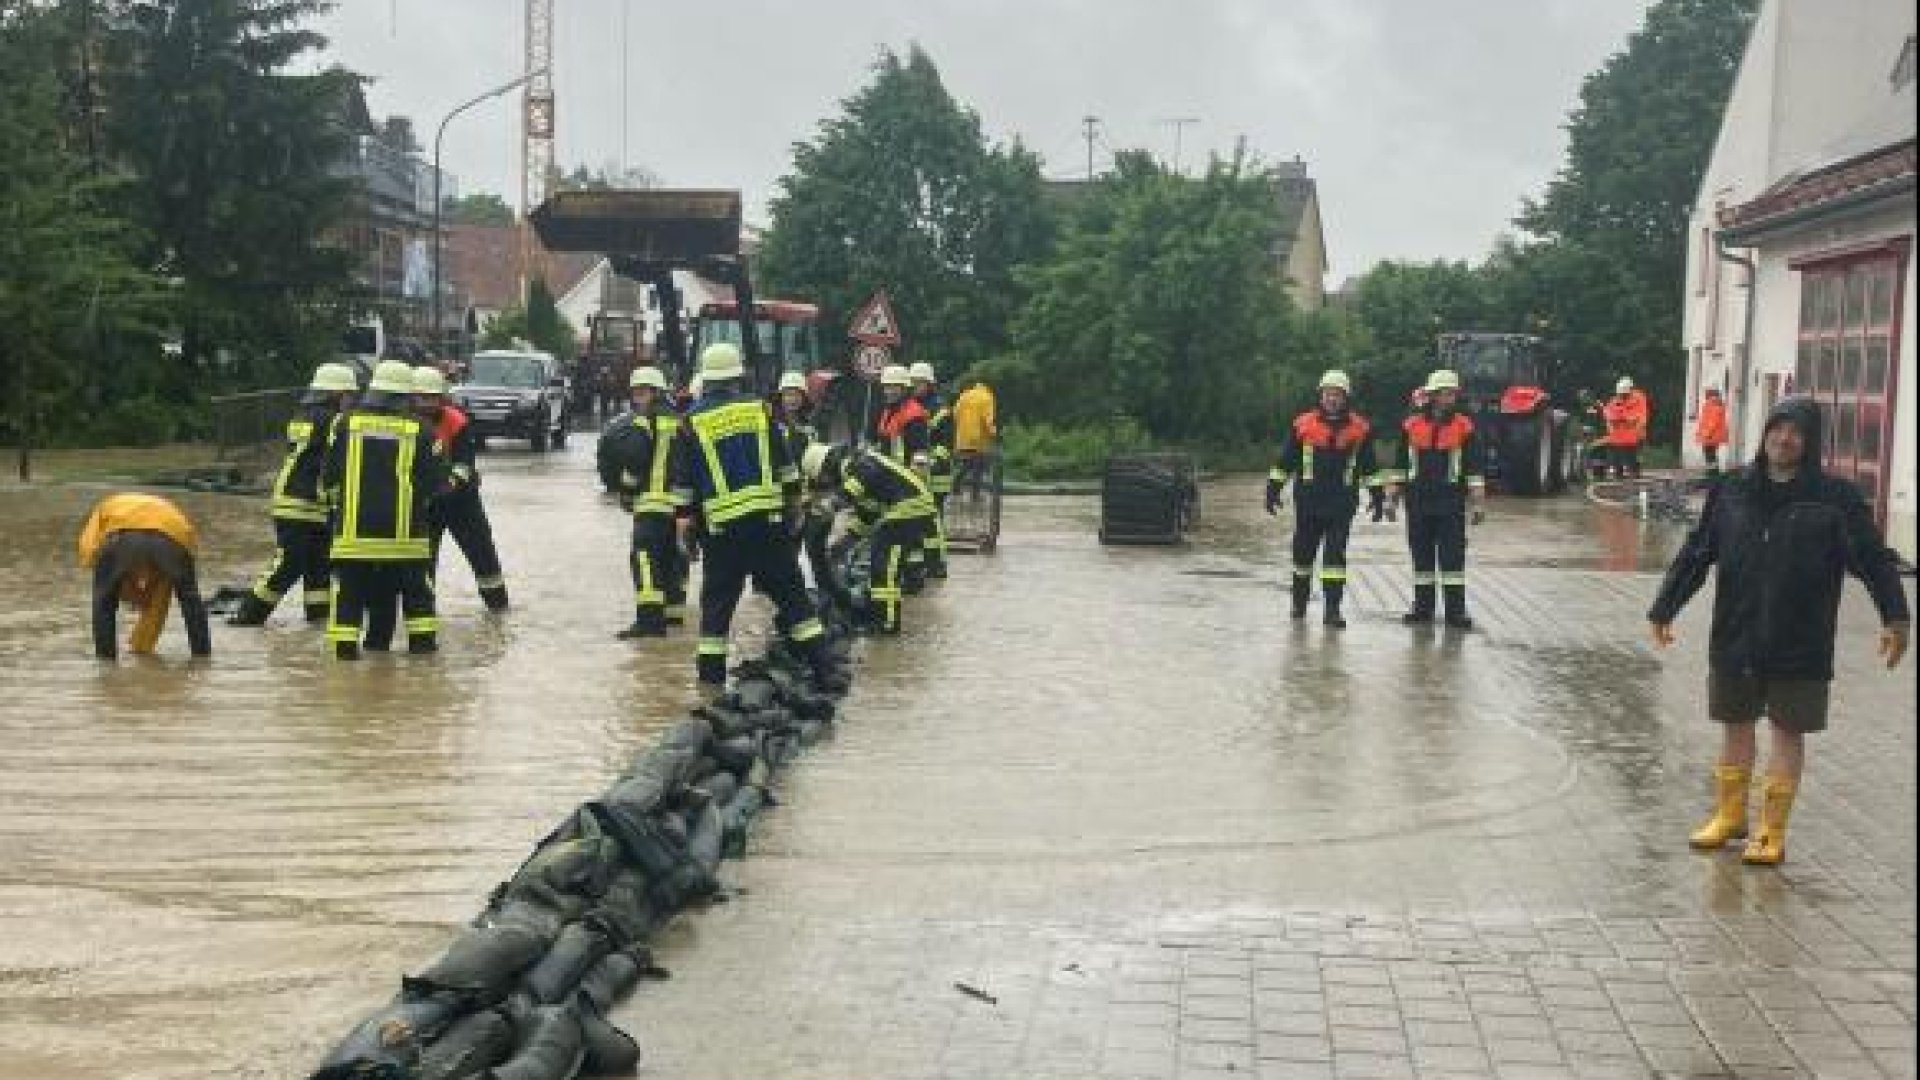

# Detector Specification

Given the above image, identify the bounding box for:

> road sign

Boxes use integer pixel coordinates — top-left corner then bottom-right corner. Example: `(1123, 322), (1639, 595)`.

(848, 290), (901, 346)
(853, 343), (891, 381)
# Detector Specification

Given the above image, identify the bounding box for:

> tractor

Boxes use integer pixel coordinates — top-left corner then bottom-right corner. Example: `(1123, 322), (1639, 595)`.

(1436, 332), (1584, 495)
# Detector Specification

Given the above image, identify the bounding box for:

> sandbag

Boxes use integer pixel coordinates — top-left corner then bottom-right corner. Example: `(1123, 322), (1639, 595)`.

(505, 836), (621, 912)
(522, 922), (612, 1005)
(697, 769), (739, 808)
(708, 735), (760, 774)
(693, 702), (760, 741)
(795, 717), (829, 746)
(684, 802), (723, 875)
(483, 896), (569, 941)
(577, 802), (710, 911)
(576, 996), (642, 1076)
(584, 869), (655, 947)
(310, 992), (464, 1079)
(718, 784), (766, 859)
(416, 1007), (515, 1080)
(407, 924), (549, 998)
(732, 676), (778, 712)
(574, 951), (640, 1013)
(484, 1004), (584, 1080)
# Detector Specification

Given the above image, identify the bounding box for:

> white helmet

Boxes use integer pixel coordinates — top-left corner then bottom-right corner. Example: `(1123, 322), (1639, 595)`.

(1318, 369), (1352, 394)
(699, 342), (745, 381)
(688, 375), (704, 399)
(778, 371), (808, 393)
(880, 364), (911, 388)
(410, 366), (449, 396)
(308, 362), (360, 394)
(1425, 369), (1461, 393)
(630, 366), (668, 391)
(1616, 376), (1635, 394)
(908, 361), (936, 384)
(368, 360), (416, 396)
(800, 442), (835, 482)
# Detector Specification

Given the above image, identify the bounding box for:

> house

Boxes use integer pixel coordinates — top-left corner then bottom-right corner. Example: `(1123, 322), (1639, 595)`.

(328, 85), (444, 338)
(1683, 0), (1917, 560)
(442, 223), (598, 345)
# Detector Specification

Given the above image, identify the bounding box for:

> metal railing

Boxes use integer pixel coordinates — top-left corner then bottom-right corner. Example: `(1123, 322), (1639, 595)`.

(209, 387), (300, 475)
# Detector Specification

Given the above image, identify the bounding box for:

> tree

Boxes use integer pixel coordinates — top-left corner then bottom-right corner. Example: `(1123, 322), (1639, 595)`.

(1342, 259), (1492, 404)
(481, 276), (575, 360)
(758, 46), (1055, 375)
(556, 161), (660, 191)
(445, 191), (514, 227)
(0, 7), (164, 478)
(103, 0), (360, 397)
(1512, 0), (1758, 438)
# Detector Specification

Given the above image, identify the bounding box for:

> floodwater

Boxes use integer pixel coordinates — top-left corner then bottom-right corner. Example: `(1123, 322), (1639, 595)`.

(0, 445), (1906, 1079)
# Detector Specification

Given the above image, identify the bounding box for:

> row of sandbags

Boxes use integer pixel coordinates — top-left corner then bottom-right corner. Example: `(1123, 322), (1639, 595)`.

(310, 627), (854, 1080)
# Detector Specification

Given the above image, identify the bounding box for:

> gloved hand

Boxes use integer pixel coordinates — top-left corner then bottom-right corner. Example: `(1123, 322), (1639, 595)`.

(1264, 480), (1284, 516)
(1470, 507), (1486, 527)
(1367, 489), (1386, 523)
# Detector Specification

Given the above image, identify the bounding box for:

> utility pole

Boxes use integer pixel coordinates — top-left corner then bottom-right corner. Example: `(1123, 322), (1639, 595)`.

(1081, 115), (1100, 178)
(1159, 117), (1200, 175)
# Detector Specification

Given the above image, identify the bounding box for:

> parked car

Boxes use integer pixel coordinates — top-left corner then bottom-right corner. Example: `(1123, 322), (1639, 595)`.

(454, 349), (570, 451)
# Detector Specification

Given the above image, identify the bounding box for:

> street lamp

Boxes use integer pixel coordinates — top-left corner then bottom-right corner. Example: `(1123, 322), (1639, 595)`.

(431, 68), (545, 359)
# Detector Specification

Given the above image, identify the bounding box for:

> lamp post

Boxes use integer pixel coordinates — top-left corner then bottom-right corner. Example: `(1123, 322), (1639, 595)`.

(431, 69), (543, 359)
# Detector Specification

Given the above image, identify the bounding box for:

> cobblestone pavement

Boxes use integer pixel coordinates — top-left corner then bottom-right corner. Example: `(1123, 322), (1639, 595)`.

(616, 484), (1916, 1080)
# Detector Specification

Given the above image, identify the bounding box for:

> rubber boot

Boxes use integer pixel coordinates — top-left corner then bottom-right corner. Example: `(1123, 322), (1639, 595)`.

(333, 640), (361, 661)
(1290, 573), (1311, 620)
(803, 641), (851, 695)
(227, 594), (273, 627)
(617, 607), (667, 639)
(664, 605), (687, 627)
(1443, 585), (1473, 630)
(407, 633), (439, 655)
(302, 601), (330, 624)
(1402, 585), (1435, 625)
(1688, 765), (1750, 849)
(1322, 581), (1347, 629)
(479, 584), (510, 612)
(1741, 776), (1796, 866)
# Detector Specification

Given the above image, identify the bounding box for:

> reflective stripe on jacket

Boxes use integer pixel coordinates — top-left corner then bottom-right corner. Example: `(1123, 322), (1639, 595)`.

(323, 409), (443, 561)
(670, 394), (793, 531)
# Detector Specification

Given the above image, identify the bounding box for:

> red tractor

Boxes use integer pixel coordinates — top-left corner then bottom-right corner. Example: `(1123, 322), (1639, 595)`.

(1437, 332), (1584, 495)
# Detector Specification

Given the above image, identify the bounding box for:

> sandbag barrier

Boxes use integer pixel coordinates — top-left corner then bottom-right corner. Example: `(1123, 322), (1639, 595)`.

(310, 622), (855, 1080)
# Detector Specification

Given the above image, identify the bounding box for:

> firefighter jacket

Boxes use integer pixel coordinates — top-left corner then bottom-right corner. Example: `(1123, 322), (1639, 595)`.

(669, 390), (798, 534)
(609, 409), (682, 518)
(954, 383), (997, 453)
(1601, 393), (1648, 448)
(424, 405), (481, 504)
(835, 448), (938, 538)
(920, 393), (955, 493)
(875, 397), (931, 472)
(1694, 395), (1728, 449)
(1650, 399), (1909, 680)
(269, 403), (338, 523)
(1392, 408), (1484, 516)
(322, 406), (445, 561)
(1272, 408), (1382, 515)
(774, 408), (818, 476)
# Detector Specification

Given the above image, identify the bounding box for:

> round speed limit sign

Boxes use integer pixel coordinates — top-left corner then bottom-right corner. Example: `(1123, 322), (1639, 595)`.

(853, 343), (891, 380)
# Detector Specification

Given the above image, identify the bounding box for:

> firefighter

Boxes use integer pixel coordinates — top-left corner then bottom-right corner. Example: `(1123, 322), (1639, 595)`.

(1601, 376), (1649, 479)
(773, 371), (818, 465)
(229, 362), (358, 626)
(1695, 386), (1729, 476)
(1389, 369), (1486, 629)
(800, 442), (939, 635)
(1266, 370), (1386, 629)
(413, 366), (509, 611)
(78, 492), (212, 659)
(669, 343), (846, 691)
(322, 360), (446, 660)
(610, 365), (686, 638)
(909, 361), (953, 579)
(874, 364), (933, 589)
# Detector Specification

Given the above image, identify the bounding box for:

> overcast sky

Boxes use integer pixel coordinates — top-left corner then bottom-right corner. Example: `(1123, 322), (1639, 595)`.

(311, 0), (1650, 282)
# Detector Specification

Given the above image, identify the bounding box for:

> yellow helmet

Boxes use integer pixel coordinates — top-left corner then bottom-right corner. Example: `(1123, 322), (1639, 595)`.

(880, 364), (911, 388)
(1318, 369), (1352, 394)
(699, 343), (745, 381)
(1424, 369), (1461, 393)
(368, 361), (416, 396)
(308, 362), (359, 394)
(630, 366), (668, 391)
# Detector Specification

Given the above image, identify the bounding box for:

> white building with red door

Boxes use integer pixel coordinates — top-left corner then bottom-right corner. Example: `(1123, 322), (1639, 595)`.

(1683, 0), (1916, 560)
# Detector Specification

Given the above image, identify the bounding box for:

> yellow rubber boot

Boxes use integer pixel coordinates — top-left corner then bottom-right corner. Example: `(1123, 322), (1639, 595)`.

(1741, 776), (1797, 866)
(1688, 765), (1750, 850)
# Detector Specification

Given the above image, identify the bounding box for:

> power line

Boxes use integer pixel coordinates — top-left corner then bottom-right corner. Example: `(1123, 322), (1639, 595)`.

(1156, 117), (1200, 175)
(1081, 115), (1100, 179)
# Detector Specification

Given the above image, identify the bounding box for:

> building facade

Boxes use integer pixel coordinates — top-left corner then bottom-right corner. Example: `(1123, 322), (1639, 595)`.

(1683, 0), (1916, 559)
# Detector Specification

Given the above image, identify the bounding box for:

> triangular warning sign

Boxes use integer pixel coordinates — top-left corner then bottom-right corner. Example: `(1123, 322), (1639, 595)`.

(848, 290), (901, 346)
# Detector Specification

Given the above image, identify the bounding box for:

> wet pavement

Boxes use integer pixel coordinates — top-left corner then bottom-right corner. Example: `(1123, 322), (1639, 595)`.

(0, 443), (1912, 1079)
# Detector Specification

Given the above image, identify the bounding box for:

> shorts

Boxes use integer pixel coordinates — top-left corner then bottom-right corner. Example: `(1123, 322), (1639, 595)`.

(1707, 673), (1830, 733)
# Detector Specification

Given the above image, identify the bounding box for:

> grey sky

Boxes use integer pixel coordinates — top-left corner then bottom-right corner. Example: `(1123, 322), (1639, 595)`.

(313, 0), (1649, 282)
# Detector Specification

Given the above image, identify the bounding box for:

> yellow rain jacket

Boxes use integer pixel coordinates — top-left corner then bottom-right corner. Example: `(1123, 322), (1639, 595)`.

(78, 493), (199, 653)
(954, 383), (998, 453)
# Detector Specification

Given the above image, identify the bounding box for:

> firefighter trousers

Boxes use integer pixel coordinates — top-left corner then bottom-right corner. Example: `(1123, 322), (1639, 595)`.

(1289, 511), (1353, 613)
(696, 518), (826, 686)
(628, 514), (687, 631)
(251, 518), (332, 620)
(868, 519), (926, 634)
(331, 561), (437, 653)
(429, 494), (507, 609)
(1405, 511), (1468, 616)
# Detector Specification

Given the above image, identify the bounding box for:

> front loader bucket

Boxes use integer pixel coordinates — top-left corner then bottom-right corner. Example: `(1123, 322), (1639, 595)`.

(530, 189), (742, 261)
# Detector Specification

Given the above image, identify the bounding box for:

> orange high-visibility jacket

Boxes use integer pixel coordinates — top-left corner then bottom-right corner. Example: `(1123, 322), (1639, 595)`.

(1602, 393), (1648, 447)
(1695, 395), (1728, 448)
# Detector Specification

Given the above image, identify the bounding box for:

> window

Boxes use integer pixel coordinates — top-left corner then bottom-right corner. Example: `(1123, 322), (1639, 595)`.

(1793, 245), (1908, 527)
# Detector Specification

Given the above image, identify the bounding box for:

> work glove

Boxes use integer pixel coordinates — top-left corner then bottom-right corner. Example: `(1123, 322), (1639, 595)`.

(1264, 479), (1284, 516)
(1367, 489), (1386, 523)
(1470, 507), (1486, 527)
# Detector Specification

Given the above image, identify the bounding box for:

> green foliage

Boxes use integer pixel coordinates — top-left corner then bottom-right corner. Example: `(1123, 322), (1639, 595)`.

(759, 46), (1056, 375)
(479, 278), (576, 360)
(556, 162), (660, 191)
(998, 420), (1154, 481)
(444, 191), (514, 227)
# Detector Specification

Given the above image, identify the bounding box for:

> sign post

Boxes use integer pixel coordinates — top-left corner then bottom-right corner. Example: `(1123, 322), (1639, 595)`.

(848, 290), (902, 447)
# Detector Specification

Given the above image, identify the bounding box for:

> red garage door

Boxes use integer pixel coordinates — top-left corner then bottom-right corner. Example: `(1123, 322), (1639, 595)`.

(1794, 243), (1908, 527)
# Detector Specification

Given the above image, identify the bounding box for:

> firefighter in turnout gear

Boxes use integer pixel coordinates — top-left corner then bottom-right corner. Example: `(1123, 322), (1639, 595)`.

(1389, 369), (1486, 629)
(773, 371), (818, 465)
(322, 361), (447, 659)
(669, 343), (846, 691)
(909, 361), (952, 579)
(611, 366), (687, 638)
(229, 362), (358, 626)
(1267, 370), (1384, 629)
(413, 366), (509, 611)
(801, 442), (939, 635)
(874, 364), (933, 590)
